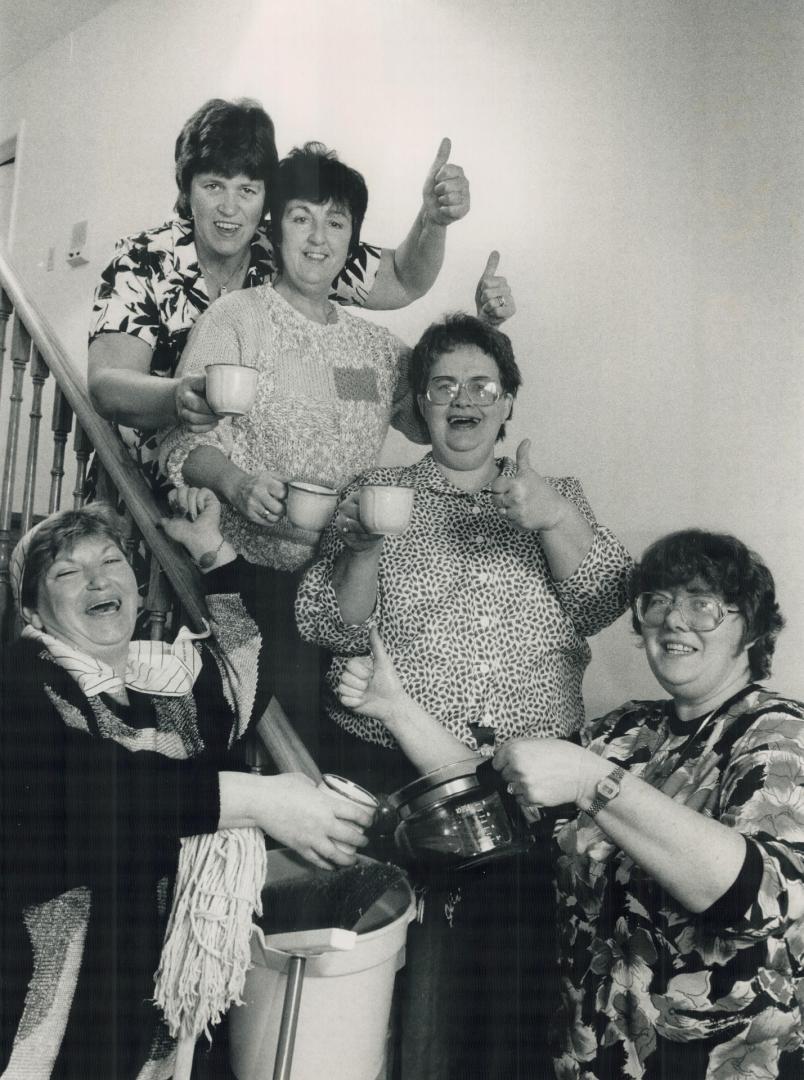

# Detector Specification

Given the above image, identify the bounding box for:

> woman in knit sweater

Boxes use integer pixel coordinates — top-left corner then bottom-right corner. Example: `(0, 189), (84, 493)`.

(160, 142), (513, 746)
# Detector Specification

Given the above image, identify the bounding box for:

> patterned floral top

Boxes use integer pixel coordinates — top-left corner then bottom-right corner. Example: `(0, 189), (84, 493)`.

(160, 285), (424, 572)
(296, 453), (633, 749)
(552, 684), (804, 1080)
(89, 218), (381, 491)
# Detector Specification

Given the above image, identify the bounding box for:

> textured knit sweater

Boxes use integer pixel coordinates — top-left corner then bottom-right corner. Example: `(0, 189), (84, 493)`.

(160, 284), (424, 571)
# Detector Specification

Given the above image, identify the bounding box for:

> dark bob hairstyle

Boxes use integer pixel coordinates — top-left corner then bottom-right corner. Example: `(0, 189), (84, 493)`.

(269, 142), (368, 264)
(408, 313), (522, 441)
(174, 98), (278, 219)
(18, 504), (128, 613)
(630, 529), (784, 681)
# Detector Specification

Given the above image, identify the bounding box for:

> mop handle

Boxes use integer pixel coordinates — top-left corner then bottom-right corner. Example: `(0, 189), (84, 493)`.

(273, 954), (307, 1080)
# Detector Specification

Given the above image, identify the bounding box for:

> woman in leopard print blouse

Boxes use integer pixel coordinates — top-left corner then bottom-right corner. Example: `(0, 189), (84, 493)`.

(296, 313), (633, 1080)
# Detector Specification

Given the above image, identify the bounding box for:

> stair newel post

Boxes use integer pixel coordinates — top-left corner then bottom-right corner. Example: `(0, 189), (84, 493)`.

(72, 423), (92, 509)
(49, 386), (74, 513)
(0, 316), (33, 634)
(20, 348), (50, 534)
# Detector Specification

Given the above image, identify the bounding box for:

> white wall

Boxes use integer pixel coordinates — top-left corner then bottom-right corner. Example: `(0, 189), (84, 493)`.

(1, 0), (802, 716)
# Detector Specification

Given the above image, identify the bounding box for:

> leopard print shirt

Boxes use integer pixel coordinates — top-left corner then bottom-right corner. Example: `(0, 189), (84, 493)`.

(296, 453), (634, 750)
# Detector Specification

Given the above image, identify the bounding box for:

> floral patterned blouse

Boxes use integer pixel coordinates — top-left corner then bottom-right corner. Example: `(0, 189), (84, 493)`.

(296, 453), (633, 749)
(552, 684), (804, 1079)
(89, 218), (381, 491)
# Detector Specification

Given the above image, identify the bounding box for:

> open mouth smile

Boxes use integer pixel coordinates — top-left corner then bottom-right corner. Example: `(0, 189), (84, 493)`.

(85, 599), (122, 616)
(213, 221), (241, 234)
(661, 640), (697, 655)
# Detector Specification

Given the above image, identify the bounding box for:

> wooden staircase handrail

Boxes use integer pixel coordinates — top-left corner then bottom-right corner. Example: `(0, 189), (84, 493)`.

(0, 249), (208, 631)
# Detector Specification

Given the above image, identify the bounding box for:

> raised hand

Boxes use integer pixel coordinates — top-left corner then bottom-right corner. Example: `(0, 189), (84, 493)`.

(333, 490), (385, 553)
(337, 627), (406, 724)
(230, 469), (287, 525)
(475, 251), (516, 325)
(162, 486), (224, 561)
(174, 372), (219, 432)
(422, 138), (470, 227)
(491, 438), (568, 533)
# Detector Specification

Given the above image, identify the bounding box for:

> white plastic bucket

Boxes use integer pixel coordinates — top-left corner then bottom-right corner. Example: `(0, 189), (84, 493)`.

(230, 849), (415, 1080)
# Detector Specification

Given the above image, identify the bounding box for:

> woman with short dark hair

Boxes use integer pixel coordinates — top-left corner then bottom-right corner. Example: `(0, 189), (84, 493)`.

(159, 145), (509, 748)
(488, 528), (804, 1079)
(88, 97), (476, 492)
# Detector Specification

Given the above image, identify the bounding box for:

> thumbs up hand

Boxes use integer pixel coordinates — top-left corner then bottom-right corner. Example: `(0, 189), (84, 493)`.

(475, 250), (516, 325)
(422, 138), (470, 227)
(336, 627), (406, 725)
(490, 439), (567, 533)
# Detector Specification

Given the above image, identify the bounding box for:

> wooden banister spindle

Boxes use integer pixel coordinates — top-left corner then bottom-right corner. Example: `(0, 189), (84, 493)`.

(0, 287), (12, 403)
(0, 316), (34, 632)
(49, 386), (74, 513)
(146, 557), (171, 640)
(121, 505), (140, 565)
(20, 349), (50, 534)
(72, 424), (92, 509)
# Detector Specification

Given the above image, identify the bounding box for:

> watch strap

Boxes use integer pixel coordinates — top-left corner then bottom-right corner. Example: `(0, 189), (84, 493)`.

(587, 765), (625, 819)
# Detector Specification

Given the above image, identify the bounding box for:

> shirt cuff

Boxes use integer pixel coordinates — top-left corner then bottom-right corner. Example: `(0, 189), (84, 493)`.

(698, 835), (763, 929)
(176, 761), (221, 837)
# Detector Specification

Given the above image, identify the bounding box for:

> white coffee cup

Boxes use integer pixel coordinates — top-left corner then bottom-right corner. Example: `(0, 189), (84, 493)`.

(320, 773), (379, 836)
(286, 481), (339, 532)
(204, 364), (258, 417)
(359, 485), (414, 535)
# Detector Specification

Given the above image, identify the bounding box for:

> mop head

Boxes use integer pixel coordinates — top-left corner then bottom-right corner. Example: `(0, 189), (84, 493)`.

(257, 861), (408, 936)
(153, 827), (267, 1041)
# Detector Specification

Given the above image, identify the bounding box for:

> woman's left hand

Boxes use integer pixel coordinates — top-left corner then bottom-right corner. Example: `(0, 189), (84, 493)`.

(475, 251), (516, 325)
(422, 138), (470, 227)
(162, 487), (224, 560)
(491, 439), (568, 532)
(494, 737), (602, 812)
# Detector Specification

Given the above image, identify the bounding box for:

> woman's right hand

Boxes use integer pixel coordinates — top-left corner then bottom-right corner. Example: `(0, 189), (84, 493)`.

(174, 372), (219, 432)
(334, 491), (384, 553)
(337, 627), (406, 725)
(229, 469), (287, 525)
(253, 773), (373, 868)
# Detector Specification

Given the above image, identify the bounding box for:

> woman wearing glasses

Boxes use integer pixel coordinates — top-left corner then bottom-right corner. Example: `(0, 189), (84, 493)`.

(296, 313), (632, 1079)
(490, 529), (804, 1078)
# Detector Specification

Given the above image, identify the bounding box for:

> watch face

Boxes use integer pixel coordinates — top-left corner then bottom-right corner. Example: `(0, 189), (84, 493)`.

(198, 551), (216, 570)
(598, 775), (619, 799)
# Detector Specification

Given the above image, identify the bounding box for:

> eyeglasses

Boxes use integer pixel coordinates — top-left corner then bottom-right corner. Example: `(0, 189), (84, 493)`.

(634, 592), (741, 632)
(424, 377), (503, 406)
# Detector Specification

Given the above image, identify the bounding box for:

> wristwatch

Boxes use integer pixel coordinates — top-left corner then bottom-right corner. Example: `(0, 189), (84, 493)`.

(586, 765), (625, 819)
(194, 536), (226, 570)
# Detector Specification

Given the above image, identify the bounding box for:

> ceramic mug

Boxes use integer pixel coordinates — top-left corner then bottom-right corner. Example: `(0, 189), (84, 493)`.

(320, 774), (379, 848)
(204, 364), (258, 417)
(286, 481), (339, 532)
(359, 485), (414, 535)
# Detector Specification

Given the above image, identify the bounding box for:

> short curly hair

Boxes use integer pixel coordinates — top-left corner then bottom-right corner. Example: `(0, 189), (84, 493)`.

(408, 314), (522, 441)
(268, 142), (368, 265)
(174, 98), (278, 219)
(19, 504), (127, 613)
(630, 529), (784, 680)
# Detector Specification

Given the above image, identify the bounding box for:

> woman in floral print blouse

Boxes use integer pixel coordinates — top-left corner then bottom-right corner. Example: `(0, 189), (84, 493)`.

(488, 529), (804, 1079)
(87, 97), (474, 492)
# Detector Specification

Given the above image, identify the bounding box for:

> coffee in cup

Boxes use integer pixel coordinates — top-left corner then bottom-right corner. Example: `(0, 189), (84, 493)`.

(204, 364), (258, 417)
(286, 481), (339, 532)
(359, 485), (414, 535)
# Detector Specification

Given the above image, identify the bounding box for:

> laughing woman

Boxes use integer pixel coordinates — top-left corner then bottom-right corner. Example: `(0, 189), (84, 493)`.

(494, 530), (804, 1079)
(0, 493), (372, 1079)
